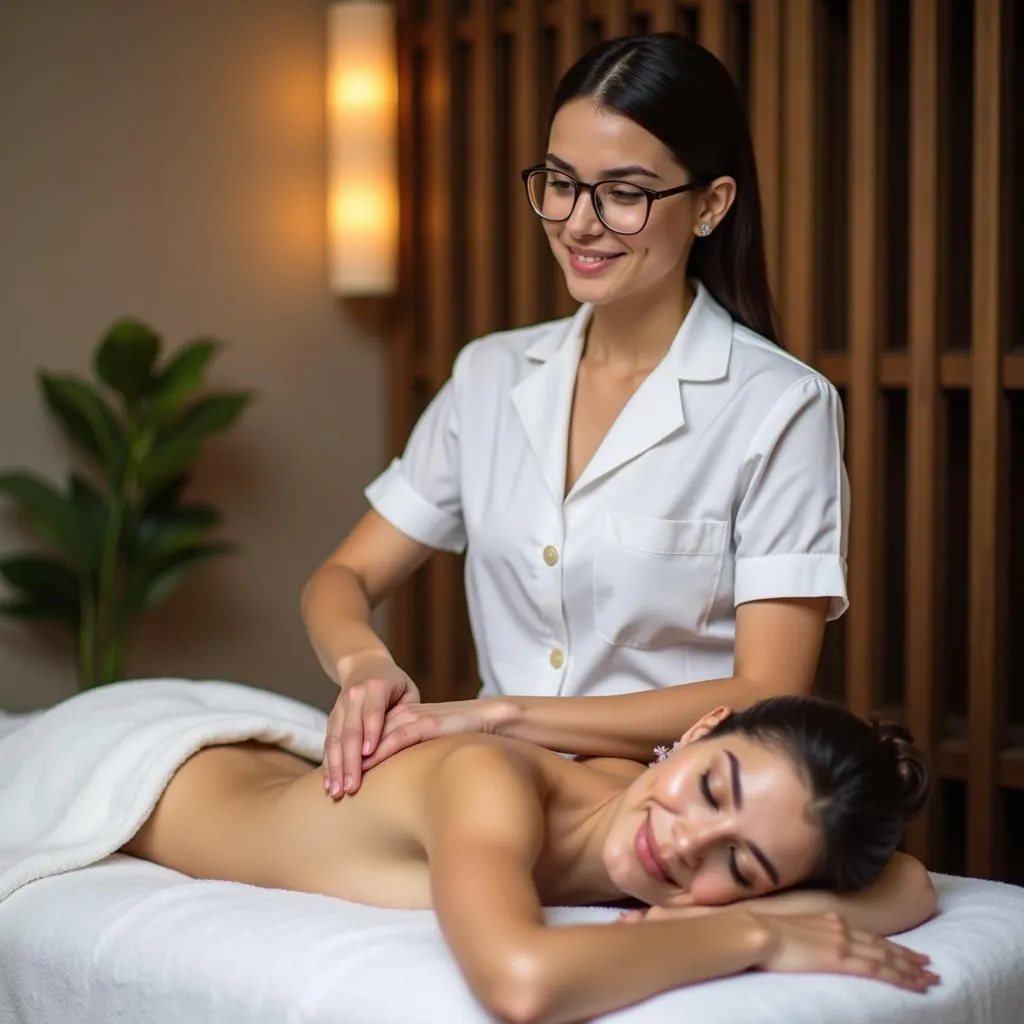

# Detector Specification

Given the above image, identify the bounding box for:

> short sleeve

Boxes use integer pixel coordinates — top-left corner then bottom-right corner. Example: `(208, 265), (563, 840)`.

(733, 374), (850, 620)
(363, 348), (471, 554)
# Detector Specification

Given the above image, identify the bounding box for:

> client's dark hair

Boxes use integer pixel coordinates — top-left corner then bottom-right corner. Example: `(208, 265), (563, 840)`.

(706, 695), (931, 893)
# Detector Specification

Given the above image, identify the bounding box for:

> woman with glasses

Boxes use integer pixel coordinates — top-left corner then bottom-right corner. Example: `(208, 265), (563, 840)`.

(301, 31), (923, 915)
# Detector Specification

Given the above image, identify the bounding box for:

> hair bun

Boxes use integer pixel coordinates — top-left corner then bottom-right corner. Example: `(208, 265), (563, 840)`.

(869, 717), (931, 821)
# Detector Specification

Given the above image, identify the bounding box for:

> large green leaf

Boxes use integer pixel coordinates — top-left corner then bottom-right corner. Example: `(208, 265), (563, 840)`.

(131, 504), (224, 563)
(146, 339), (221, 424)
(137, 392), (252, 488)
(131, 541), (236, 611)
(38, 374), (125, 478)
(0, 554), (81, 625)
(163, 393), (253, 446)
(94, 319), (161, 405)
(136, 439), (202, 489)
(0, 472), (101, 567)
(0, 598), (75, 624)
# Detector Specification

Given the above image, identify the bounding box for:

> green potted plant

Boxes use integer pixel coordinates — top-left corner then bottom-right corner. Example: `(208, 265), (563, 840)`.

(0, 319), (254, 689)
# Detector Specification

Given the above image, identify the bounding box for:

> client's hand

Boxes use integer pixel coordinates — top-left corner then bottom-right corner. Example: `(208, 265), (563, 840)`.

(753, 911), (939, 992)
(323, 652), (420, 799)
(359, 698), (518, 771)
(619, 906), (939, 993)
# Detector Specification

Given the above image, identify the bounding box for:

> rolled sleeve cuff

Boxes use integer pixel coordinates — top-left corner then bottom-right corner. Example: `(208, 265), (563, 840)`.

(734, 554), (849, 621)
(364, 459), (467, 554)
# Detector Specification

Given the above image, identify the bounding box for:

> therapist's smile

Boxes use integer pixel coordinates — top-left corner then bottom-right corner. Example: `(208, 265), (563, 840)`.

(566, 244), (626, 275)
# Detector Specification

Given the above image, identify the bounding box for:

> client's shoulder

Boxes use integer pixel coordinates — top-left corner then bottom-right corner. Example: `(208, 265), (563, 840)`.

(421, 736), (547, 847)
(427, 733), (544, 781)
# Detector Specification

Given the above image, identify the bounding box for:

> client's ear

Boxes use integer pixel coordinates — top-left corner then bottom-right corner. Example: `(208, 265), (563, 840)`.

(678, 706), (732, 747)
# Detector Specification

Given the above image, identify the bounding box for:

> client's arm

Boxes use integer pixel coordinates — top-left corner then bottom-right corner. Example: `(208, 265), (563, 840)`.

(425, 746), (934, 1024)
(626, 854), (937, 939)
(734, 853), (937, 935)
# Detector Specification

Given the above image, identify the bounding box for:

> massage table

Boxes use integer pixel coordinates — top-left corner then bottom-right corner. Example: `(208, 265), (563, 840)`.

(2, 706), (1024, 1023)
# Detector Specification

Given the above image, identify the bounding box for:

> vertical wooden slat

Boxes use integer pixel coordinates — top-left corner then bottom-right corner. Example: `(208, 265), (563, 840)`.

(554, 0), (585, 320)
(699, 0), (729, 62)
(605, 0), (631, 38)
(447, 0), (499, 697)
(749, 0), (782, 302)
(967, 0), (1007, 879)
(649, 0), (677, 33)
(780, 0), (817, 365)
(846, 0), (886, 721)
(425, 0), (456, 698)
(470, 0), (498, 341)
(389, 0), (419, 671)
(513, 0), (542, 327)
(904, 0), (946, 864)
(559, 0), (585, 74)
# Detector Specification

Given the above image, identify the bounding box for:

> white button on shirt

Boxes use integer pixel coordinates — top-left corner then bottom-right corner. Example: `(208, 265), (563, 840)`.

(365, 283), (850, 700)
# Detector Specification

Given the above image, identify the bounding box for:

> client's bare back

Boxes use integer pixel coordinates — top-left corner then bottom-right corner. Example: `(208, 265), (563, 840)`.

(124, 737), (450, 908)
(122, 733), (595, 910)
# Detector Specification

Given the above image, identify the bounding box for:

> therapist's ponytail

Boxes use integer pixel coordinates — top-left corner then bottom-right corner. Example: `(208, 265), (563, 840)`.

(551, 33), (780, 346)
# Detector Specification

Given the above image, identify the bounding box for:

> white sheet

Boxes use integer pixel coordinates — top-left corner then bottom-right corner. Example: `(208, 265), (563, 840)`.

(0, 857), (1021, 1023)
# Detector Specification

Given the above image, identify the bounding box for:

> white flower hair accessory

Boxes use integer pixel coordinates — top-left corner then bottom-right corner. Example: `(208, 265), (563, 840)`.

(649, 741), (680, 767)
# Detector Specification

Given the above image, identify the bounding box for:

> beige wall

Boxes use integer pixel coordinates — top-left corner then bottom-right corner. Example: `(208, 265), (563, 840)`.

(0, 0), (388, 711)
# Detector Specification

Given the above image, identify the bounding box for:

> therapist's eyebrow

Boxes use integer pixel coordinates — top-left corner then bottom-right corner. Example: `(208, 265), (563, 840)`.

(545, 153), (662, 181)
(727, 750), (781, 887)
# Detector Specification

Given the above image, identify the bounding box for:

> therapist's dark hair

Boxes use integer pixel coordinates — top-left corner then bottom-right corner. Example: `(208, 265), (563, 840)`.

(705, 695), (931, 892)
(551, 32), (779, 344)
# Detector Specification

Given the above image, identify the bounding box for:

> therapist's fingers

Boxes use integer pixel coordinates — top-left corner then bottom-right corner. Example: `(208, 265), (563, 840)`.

(377, 706), (418, 740)
(361, 718), (432, 771)
(617, 909), (647, 923)
(359, 692), (389, 761)
(339, 687), (367, 794)
(322, 699), (346, 798)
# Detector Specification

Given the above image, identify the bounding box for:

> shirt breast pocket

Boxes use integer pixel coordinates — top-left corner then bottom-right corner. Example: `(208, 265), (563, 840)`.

(592, 513), (729, 649)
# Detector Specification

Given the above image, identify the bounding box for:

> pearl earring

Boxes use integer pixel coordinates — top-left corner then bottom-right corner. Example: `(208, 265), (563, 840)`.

(699, 222), (713, 237)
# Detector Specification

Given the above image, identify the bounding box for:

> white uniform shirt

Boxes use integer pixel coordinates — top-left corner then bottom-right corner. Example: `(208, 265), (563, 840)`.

(365, 283), (849, 699)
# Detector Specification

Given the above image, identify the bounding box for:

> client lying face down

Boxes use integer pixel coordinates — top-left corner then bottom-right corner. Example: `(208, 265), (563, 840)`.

(123, 693), (936, 1024)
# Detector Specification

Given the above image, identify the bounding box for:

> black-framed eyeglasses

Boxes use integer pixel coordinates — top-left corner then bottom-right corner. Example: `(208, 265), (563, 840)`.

(520, 165), (707, 235)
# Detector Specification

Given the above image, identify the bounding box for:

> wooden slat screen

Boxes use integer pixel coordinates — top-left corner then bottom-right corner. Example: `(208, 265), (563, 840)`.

(391, 0), (1021, 883)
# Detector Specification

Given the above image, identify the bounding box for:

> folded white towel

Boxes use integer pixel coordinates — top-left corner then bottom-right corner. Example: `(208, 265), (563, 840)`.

(0, 678), (328, 903)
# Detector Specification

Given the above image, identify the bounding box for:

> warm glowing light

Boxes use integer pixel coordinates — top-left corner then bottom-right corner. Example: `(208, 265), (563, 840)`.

(327, 2), (398, 295)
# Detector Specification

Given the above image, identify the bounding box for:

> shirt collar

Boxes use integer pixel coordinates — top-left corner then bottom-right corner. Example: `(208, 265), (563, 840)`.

(523, 280), (734, 382)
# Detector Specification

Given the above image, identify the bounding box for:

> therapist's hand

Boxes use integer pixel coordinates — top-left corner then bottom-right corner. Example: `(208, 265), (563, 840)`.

(323, 651), (420, 799)
(360, 698), (518, 771)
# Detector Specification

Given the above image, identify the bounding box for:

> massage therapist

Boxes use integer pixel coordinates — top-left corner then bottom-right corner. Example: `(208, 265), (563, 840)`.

(303, 32), (849, 800)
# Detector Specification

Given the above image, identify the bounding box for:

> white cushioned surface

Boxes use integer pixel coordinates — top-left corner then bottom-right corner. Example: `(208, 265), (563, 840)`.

(2, 703), (1023, 1022)
(1, 854), (1022, 1023)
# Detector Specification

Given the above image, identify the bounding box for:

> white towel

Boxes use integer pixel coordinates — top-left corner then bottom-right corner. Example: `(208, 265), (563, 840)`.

(0, 678), (328, 903)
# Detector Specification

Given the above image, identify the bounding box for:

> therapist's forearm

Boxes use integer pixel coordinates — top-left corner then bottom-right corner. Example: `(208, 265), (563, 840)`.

(300, 562), (394, 686)
(494, 674), (772, 761)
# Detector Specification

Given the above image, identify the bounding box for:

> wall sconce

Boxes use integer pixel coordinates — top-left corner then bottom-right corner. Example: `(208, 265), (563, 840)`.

(327, 1), (398, 296)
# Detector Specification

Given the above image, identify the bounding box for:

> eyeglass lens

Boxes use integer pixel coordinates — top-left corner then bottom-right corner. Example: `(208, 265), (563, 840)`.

(526, 170), (649, 234)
